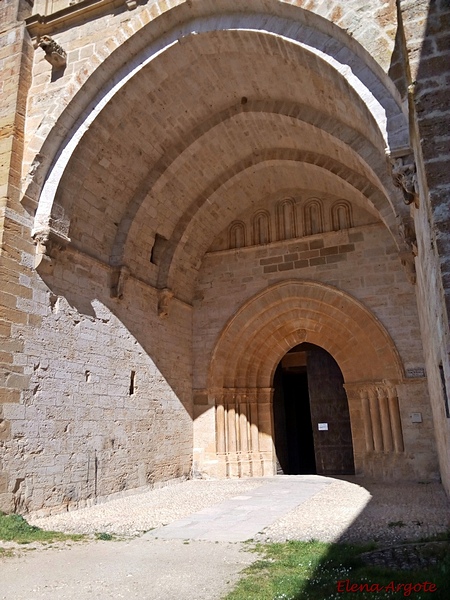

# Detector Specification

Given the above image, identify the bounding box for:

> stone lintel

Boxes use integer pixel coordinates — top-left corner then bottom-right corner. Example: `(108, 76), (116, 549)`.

(26, 0), (133, 39)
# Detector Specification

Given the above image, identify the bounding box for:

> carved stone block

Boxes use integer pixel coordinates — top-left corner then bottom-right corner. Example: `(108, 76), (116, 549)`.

(109, 266), (129, 299)
(158, 288), (174, 318)
(33, 227), (70, 274)
(390, 154), (419, 206)
(38, 36), (67, 69)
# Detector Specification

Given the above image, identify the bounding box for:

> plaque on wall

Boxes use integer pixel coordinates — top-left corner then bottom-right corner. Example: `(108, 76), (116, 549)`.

(406, 368), (426, 378)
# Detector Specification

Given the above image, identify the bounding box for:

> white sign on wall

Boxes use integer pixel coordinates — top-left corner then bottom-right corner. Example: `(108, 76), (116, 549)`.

(318, 423), (328, 431)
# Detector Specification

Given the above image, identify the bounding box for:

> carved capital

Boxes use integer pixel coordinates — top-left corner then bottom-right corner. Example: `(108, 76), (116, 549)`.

(38, 35), (67, 69)
(33, 226), (70, 273)
(158, 288), (174, 318)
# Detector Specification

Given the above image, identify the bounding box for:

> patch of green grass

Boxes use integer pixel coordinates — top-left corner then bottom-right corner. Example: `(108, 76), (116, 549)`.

(0, 512), (84, 544)
(95, 532), (114, 541)
(225, 538), (450, 600)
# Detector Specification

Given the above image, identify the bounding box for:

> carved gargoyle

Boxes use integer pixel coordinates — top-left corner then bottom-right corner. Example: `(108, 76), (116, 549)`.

(390, 156), (419, 206)
(38, 36), (67, 69)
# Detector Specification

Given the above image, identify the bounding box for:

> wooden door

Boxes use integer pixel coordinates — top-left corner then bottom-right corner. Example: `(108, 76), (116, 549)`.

(307, 347), (354, 475)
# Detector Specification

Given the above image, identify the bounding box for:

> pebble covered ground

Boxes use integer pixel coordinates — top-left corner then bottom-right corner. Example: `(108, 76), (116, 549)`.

(254, 477), (450, 545)
(27, 479), (263, 536)
(27, 476), (450, 544)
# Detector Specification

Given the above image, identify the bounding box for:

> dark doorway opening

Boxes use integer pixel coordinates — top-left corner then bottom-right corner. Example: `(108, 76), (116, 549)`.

(273, 364), (316, 474)
(273, 343), (355, 476)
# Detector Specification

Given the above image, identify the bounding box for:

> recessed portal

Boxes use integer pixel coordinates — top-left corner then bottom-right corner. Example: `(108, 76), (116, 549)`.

(273, 343), (355, 476)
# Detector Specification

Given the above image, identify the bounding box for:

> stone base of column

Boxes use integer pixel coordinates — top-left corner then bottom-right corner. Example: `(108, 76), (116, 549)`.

(197, 452), (276, 479)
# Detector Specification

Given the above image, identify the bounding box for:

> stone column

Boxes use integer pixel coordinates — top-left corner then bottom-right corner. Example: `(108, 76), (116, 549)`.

(256, 387), (275, 476)
(238, 397), (249, 454)
(249, 399), (259, 453)
(377, 385), (394, 452)
(387, 383), (404, 453)
(226, 395), (237, 454)
(215, 402), (226, 454)
(368, 385), (383, 452)
(359, 386), (374, 452)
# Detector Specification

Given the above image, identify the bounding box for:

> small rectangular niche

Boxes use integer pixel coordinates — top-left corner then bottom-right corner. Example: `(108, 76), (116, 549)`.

(439, 364), (450, 418)
(150, 233), (168, 265)
(129, 370), (136, 395)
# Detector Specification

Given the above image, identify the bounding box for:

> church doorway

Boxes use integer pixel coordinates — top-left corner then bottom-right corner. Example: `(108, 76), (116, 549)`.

(273, 343), (355, 476)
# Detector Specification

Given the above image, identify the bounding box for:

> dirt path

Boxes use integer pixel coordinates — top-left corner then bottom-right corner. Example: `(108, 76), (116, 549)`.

(1, 538), (255, 600)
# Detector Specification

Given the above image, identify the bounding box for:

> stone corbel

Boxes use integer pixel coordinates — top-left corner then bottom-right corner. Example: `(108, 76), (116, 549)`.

(33, 227), (70, 274)
(37, 35), (67, 69)
(397, 215), (417, 284)
(109, 265), (129, 299)
(158, 288), (174, 318)
(400, 251), (417, 285)
(389, 151), (419, 207)
(398, 216), (418, 256)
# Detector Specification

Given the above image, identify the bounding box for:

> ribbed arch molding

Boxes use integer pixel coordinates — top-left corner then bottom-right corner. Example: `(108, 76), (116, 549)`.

(208, 280), (404, 389)
(31, 2), (408, 237)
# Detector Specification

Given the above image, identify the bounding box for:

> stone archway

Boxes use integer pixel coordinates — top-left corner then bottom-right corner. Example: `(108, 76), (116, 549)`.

(273, 343), (355, 477)
(196, 280), (405, 478)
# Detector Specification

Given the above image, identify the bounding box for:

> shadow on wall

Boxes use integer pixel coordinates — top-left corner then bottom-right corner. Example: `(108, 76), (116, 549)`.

(10, 248), (194, 511)
(35, 249), (193, 416)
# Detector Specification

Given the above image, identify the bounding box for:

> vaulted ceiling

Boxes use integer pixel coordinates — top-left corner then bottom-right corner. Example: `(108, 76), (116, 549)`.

(47, 27), (407, 303)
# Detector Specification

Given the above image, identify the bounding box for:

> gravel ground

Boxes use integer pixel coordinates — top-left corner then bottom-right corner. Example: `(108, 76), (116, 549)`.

(4, 476), (447, 600)
(27, 476), (450, 545)
(27, 479), (263, 536)
(255, 477), (450, 545)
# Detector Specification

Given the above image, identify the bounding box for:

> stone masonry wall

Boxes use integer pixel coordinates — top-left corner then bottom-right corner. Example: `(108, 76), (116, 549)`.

(194, 223), (425, 380)
(1, 247), (193, 514)
(2, 0), (448, 510)
(193, 222), (438, 481)
(400, 0), (450, 496)
(0, 0), (36, 512)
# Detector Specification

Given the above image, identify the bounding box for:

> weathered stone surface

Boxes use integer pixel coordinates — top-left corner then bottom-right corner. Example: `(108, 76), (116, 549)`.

(0, 0), (449, 512)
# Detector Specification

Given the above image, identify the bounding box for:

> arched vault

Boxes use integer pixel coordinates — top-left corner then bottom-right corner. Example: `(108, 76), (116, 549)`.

(30, 4), (410, 305)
